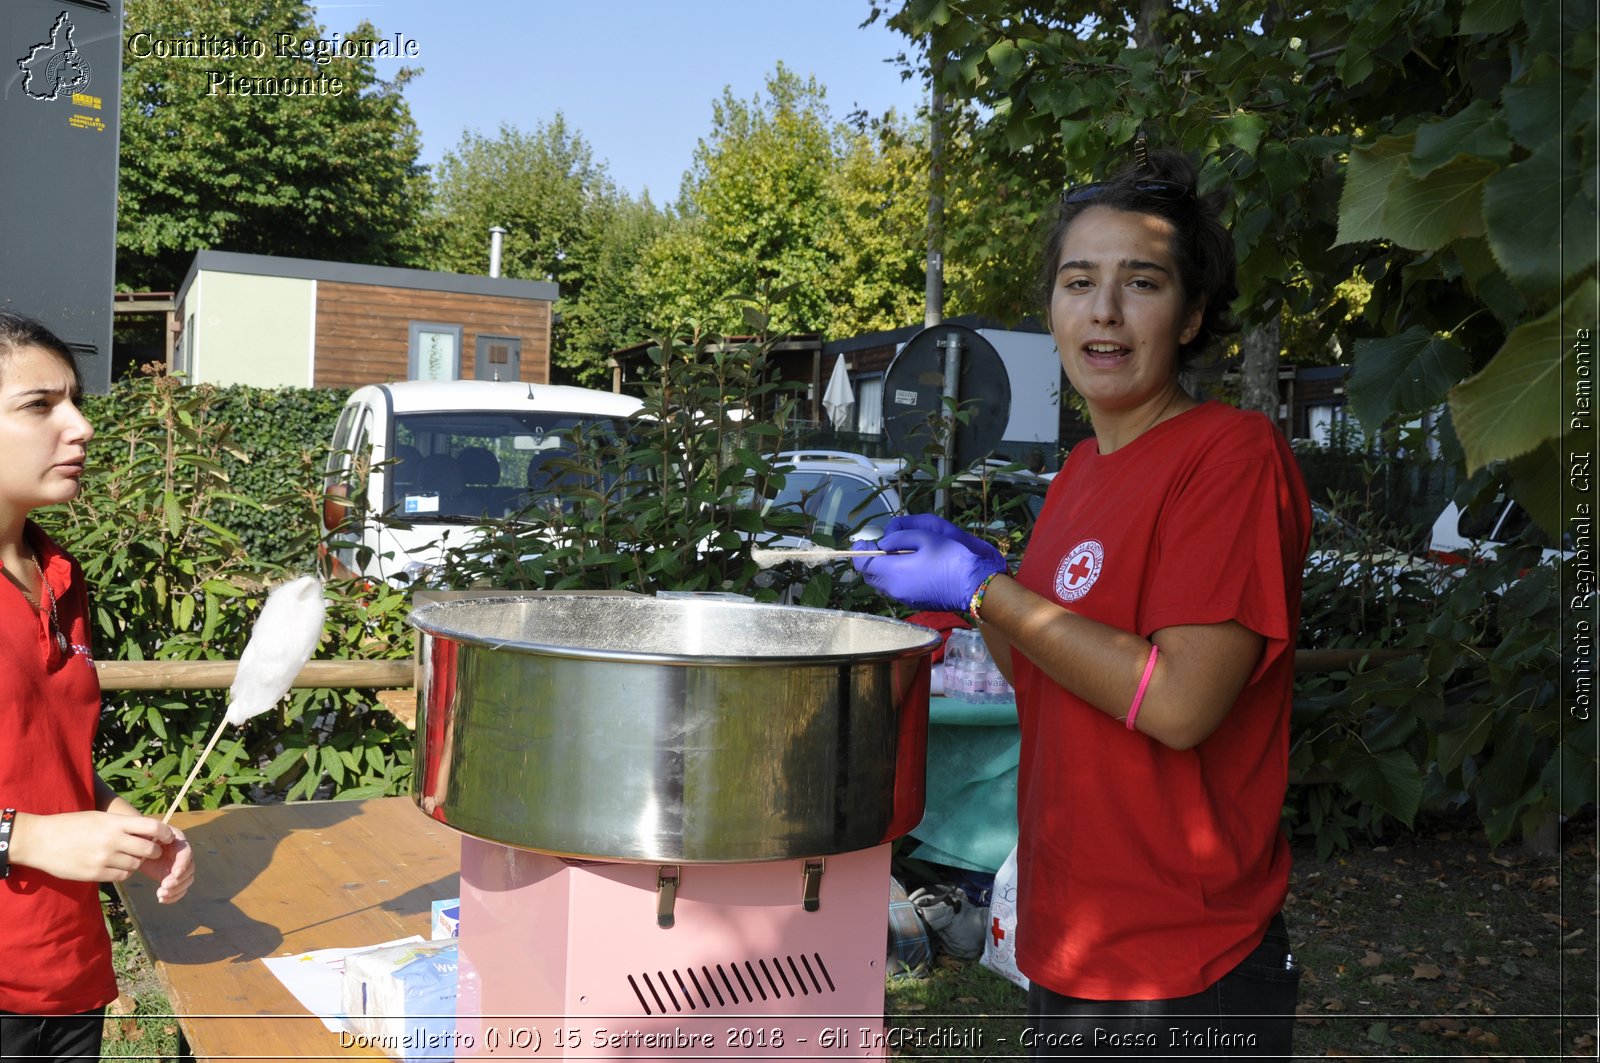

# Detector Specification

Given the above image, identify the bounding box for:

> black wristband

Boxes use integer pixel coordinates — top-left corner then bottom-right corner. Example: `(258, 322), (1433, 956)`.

(0, 808), (14, 878)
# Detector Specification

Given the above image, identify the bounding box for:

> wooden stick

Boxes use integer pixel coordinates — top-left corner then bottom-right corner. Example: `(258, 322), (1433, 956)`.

(99, 646), (1441, 697)
(96, 659), (413, 691)
(162, 717), (230, 824)
(751, 547), (902, 567)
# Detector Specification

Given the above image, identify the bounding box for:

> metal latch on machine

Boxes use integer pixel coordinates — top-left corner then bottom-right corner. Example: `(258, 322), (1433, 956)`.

(656, 865), (680, 929)
(801, 858), (825, 912)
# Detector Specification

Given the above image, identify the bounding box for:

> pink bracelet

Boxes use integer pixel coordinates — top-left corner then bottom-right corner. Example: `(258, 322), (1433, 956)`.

(1126, 644), (1159, 731)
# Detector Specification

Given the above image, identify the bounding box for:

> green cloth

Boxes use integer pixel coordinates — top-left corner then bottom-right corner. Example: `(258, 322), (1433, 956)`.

(908, 696), (1020, 873)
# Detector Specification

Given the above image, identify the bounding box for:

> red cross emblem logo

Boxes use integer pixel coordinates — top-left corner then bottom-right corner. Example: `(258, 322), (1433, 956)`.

(1054, 539), (1104, 602)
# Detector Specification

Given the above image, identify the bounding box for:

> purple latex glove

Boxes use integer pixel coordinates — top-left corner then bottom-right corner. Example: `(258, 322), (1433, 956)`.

(883, 513), (1005, 562)
(852, 518), (1006, 612)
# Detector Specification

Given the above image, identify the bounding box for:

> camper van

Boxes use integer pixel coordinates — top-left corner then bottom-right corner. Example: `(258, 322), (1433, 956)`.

(322, 380), (643, 585)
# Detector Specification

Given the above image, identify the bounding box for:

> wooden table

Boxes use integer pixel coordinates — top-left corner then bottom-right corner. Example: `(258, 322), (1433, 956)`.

(119, 798), (461, 1062)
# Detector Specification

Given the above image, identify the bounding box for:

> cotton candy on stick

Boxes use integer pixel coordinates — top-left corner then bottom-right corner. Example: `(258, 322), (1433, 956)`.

(163, 576), (327, 823)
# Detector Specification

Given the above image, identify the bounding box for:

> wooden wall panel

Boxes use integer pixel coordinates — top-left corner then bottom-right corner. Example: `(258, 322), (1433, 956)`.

(312, 282), (551, 390)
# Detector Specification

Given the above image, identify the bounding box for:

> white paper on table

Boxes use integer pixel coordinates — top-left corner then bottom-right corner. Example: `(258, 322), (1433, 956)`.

(261, 936), (427, 1033)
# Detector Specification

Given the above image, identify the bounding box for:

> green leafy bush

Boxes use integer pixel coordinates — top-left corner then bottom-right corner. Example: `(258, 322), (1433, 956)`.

(1289, 480), (1581, 855)
(78, 376), (350, 568)
(424, 338), (1038, 616)
(1292, 423), (1455, 547)
(207, 385), (351, 565)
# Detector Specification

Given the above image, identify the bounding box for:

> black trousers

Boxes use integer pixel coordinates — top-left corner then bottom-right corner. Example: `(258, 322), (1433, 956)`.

(1025, 914), (1301, 1061)
(0, 1010), (105, 1063)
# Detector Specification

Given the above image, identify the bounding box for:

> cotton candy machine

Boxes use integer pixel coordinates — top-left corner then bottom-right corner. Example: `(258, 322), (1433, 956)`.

(410, 594), (939, 1059)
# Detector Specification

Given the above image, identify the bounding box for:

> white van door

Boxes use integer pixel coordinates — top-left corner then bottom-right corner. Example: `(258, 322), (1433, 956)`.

(322, 401), (373, 578)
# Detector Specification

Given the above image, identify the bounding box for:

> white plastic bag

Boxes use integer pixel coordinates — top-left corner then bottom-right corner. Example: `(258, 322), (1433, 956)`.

(908, 883), (987, 960)
(980, 844), (1029, 989)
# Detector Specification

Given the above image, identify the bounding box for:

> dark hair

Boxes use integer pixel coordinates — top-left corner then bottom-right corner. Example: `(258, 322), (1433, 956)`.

(1039, 150), (1239, 367)
(0, 311), (83, 393)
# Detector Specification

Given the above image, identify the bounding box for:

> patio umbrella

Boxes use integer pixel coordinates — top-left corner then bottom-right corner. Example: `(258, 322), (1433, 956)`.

(822, 353), (856, 431)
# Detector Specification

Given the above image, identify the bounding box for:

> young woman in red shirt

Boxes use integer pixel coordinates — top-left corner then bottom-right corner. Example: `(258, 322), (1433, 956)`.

(0, 312), (196, 1062)
(856, 151), (1310, 1059)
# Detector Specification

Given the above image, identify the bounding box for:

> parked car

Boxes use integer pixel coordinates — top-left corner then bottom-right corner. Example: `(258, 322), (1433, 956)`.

(1428, 494), (1565, 567)
(322, 380), (643, 585)
(1305, 502), (1442, 595)
(745, 450), (1049, 557)
(748, 451), (905, 548)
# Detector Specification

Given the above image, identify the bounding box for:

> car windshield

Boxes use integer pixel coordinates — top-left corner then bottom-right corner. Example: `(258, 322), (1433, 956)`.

(746, 470), (898, 542)
(387, 411), (638, 521)
(1458, 496), (1555, 550)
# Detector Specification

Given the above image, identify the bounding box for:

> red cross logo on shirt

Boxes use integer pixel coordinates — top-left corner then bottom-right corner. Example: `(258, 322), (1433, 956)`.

(1054, 539), (1104, 603)
(991, 916), (1006, 946)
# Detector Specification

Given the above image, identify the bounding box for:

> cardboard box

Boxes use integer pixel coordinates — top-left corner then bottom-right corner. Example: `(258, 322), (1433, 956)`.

(430, 898), (460, 939)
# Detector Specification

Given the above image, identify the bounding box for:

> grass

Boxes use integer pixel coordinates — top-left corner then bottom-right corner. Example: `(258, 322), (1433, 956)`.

(100, 813), (1596, 1060)
(102, 895), (183, 1059)
(881, 812), (1597, 1059)
(1282, 814), (1596, 1060)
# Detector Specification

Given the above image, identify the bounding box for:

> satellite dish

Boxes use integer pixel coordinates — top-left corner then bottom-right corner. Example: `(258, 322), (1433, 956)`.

(881, 324), (1011, 469)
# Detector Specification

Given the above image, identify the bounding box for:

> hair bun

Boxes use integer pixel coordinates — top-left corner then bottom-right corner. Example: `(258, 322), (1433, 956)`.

(1135, 149), (1198, 190)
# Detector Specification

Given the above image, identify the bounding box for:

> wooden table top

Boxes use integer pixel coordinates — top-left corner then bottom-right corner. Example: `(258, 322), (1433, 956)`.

(119, 797), (461, 1063)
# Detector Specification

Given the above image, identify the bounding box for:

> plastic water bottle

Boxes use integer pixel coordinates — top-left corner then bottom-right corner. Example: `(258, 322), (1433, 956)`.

(972, 632), (998, 703)
(983, 641), (1015, 701)
(967, 630), (1013, 703)
(965, 631), (988, 702)
(944, 629), (976, 701)
(942, 629), (965, 699)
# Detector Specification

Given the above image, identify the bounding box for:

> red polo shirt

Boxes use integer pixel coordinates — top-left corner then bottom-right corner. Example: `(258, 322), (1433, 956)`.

(1010, 403), (1310, 999)
(0, 522), (118, 1013)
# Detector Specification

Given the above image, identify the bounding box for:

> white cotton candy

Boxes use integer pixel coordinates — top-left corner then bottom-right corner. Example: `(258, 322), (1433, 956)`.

(223, 575), (327, 727)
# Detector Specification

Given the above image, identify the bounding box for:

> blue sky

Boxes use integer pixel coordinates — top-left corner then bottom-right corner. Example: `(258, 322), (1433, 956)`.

(312, 0), (930, 205)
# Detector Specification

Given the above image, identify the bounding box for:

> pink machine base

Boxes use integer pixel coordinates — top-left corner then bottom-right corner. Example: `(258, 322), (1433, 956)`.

(457, 836), (891, 1059)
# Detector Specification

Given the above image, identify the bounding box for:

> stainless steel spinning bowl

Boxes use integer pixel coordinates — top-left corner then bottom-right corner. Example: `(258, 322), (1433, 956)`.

(409, 595), (939, 863)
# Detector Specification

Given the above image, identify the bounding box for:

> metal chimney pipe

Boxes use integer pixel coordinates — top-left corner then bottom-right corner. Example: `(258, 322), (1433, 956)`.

(488, 226), (507, 277)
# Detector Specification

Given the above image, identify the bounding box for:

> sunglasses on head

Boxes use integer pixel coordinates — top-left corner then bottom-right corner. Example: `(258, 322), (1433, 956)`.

(1060, 179), (1193, 206)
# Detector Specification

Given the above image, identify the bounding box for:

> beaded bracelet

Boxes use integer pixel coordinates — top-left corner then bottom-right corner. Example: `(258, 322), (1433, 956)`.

(968, 571), (1002, 623)
(1125, 645), (1160, 731)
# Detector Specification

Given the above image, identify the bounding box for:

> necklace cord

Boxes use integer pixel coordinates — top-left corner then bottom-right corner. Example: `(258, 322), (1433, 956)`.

(16, 548), (69, 656)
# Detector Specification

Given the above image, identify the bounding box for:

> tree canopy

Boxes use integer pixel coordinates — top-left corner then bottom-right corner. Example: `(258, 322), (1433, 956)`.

(554, 192), (671, 382)
(423, 117), (662, 383)
(427, 117), (609, 282)
(638, 64), (932, 338)
(117, 0), (431, 292)
(872, 0), (1596, 533)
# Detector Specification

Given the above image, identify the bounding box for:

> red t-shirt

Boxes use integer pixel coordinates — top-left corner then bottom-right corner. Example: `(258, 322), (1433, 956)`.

(0, 523), (119, 1013)
(1010, 402), (1310, 1000)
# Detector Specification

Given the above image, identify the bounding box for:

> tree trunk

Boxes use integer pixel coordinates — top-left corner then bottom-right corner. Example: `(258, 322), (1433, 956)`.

(1238, 319), (1282, 427)
(1135, 0), (1170, 50)
(926, 50), (945, 328)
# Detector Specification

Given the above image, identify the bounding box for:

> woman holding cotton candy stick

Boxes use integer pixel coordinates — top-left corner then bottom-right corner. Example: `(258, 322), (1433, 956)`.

(0, 312), (194, 1061)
